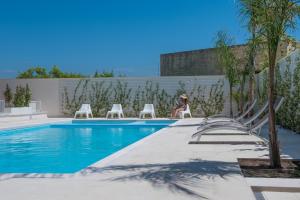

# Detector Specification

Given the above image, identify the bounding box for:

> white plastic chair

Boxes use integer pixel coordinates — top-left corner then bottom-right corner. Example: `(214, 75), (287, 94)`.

(106, 104), (124, 118)
(139, 104), (156, 119)
(74, 104), (93, 119)
(178, 104), (192, 119)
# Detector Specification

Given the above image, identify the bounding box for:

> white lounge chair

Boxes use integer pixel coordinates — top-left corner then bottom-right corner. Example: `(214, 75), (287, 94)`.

(106, 104), (124, 118)
(193, 97), (284, 138)
(177, 104), (192, 119)
(139, 104), (156, 119)
(199, 99), (268, 128)
(205, 98), (258, 123)
(74, 104), (93, 119)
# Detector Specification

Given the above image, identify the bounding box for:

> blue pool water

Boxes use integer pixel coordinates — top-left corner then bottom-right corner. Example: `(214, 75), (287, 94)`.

(0, 120), (175, 173)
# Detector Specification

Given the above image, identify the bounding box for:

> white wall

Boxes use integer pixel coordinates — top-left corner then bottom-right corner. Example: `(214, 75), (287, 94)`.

(277, 49), (300, 74)
(0, 76), (231, 117)
(256, 49), (300, 91)
(0, 79), (60, 116)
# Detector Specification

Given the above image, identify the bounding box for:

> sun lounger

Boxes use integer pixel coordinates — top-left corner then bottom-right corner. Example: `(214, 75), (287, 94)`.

(192, 97), (284, 140)
(200, 98), (258, 125)
(199, 99), (268, 129)
(206, 98), (257, 120)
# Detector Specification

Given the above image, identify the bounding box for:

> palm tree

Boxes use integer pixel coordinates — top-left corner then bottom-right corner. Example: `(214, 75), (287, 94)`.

(240, 0), (300, 168)
(215, 31), (240, 118)
(240, 0), (260, 109)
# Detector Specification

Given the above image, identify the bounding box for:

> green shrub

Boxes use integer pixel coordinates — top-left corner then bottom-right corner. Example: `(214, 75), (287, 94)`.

(3, 84), (13, 107)
(89, 81), (112, 117)
(62, 79), (225, 118)
(25, 84), (32, 106)
(276, 56), (300, 133)
(198, 81), (224, 117)
(156, 88), (173, 117)
(13, 86), (26, 107)
(62, 79), (89, 116)
(112, 81), (132, 114)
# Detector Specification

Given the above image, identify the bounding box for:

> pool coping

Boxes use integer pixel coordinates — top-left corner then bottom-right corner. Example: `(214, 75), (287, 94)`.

(0, 119), (71, 132)
(0, 118), (179, 180)
(77, 120), (178, 176)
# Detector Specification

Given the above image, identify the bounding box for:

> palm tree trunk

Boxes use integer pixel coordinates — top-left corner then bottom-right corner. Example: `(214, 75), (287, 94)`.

(248, 78), (254, 104)
(239, 80), (245, 113)
(268, 47), (281, 168)
(248, 31), (256, 112)
(248, 76), (254, 118)
(248, 60), (255, 117)
(230, 85), (233, 118)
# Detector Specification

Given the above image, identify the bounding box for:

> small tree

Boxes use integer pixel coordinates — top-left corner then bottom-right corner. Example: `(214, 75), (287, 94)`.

(93, 70), (114, 78)
(25, 84), (32, 106)
(89, 81), (112, 117)
(239, 0), (261, 110)
(198, 81), (225, 117)
(17, 66), (86, 79)
(13, 85), (26, 107)
(236, 56), (249, 113)
(215, 31), (240, 117)
(241, 0), (300, 168)
(49, 65), (64, 78)
(4, 84), (13, 107)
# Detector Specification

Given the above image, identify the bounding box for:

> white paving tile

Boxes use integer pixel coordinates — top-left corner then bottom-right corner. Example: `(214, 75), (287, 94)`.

(0, 118), (296, 200)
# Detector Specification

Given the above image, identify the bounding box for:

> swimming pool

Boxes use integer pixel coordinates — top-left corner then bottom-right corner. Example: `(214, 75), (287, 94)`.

(0, 120), (175, 173)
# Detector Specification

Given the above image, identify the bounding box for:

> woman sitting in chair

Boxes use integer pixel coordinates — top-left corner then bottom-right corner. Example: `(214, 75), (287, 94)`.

(171, 94), (188, 118)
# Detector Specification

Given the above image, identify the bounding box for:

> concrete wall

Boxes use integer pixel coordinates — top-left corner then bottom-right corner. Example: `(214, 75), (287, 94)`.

(0, 76), (231, 117)
(160, 45), (249, 76)
(160, 42), (300, 76)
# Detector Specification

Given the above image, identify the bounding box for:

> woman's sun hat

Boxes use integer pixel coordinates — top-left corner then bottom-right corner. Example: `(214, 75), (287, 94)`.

(180, 94), (188, 99)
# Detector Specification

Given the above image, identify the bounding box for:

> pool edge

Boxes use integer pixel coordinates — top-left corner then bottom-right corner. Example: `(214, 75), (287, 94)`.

(0, 119), (180, 179)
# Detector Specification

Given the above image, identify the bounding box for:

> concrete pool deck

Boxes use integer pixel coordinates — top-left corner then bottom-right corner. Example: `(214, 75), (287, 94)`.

(0, 118), (296, 200)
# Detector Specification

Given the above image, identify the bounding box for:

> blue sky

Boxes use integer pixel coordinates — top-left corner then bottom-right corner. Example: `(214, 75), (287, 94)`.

(0, 0), (299, 77)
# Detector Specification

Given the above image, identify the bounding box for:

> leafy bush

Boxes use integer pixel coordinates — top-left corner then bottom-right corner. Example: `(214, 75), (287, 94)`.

(171, 80), (224, 117)
(3, 84), (13, 107)
(276, 56), (300, 133)
(156, 88), (174, 117)
(93, 71), (114, 78)
(112, 81), (132, 114)
(17, 66), (113, 79)
(253, 55), (300, 133)
(132, 85), (143, 116)
(62, 79), (90, 116)
(3, 84), (32, 107)
(198, 81), (225, 117)
(13, 86), (26, 107)
(89, 81), (112, 117)
(62, 79), (225, 118)
(25, 84), (32, 106)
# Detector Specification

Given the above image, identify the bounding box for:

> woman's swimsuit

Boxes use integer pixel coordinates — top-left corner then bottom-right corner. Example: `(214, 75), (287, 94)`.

(176, 99), (187, 110)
